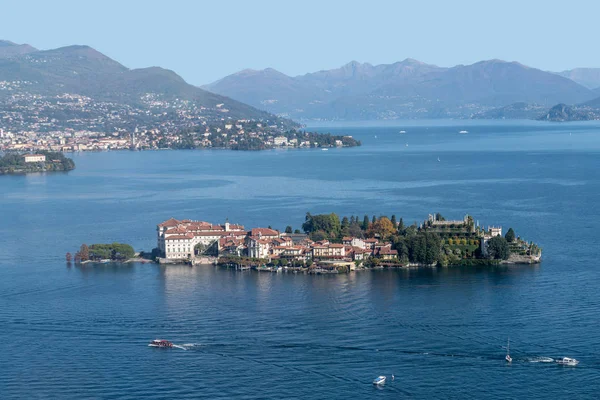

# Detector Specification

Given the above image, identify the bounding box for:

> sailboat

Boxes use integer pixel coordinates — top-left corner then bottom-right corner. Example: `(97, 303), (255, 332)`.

(505, 338), (512, 363)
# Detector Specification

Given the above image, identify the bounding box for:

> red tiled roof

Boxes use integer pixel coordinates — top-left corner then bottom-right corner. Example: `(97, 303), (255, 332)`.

(378, 249), (398, 255)
(251, 228), (279, 237)
(193, 231), (231, 237)
(165, 226), (188, 234)
(158, 218), (180, 227)
(165, 233), (194, 240)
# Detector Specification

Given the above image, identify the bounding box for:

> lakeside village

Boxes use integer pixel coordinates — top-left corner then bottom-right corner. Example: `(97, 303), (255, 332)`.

(71, 213), (541, 273)
(0, 119), (360, 153)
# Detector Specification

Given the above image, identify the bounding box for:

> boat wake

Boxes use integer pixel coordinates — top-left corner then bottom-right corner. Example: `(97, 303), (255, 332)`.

(172, 344), (187, 350)
(181, 343), (203, 348)
(527, 357), (554, 363)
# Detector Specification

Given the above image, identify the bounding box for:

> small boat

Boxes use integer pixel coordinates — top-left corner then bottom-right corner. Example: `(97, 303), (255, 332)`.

(556, 357), (579, 366)
(321, 148), (329, 151)
(459, 130), (468, 134)
(149, 339), (173, 348)
(399, 130), (406, 134)
(373, 376), (386, 385)
(505, 338), (512, 363)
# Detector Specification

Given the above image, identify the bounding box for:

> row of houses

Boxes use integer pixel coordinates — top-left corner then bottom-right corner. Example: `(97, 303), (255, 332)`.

(156, 218), (399, 263)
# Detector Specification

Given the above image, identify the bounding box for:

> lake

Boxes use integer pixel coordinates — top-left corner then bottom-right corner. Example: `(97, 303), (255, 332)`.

(2, 120), (600, 398)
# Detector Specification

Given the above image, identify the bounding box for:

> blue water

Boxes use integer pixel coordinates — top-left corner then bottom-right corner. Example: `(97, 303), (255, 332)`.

(2, 121), (600, 398)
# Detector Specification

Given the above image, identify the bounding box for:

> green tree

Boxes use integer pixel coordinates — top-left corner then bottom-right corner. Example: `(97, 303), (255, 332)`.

(505, 228), (515, 243)
(362, 215), (370, 231)
(348, 222), (364, 238)
(341, 216), (349, 230)
(285, 225), (293, 234)
(397, 217), (405, 233)
(407, 232), (441, 264)
(302, 213), (341, 239)
(309, 230), (327, 242)
(372, 215), (377, 224)
(294, 229), (301, 234)
(391, 215), (397, 227)
(487, 236), (510, 260)
(340, 216), (350, 238)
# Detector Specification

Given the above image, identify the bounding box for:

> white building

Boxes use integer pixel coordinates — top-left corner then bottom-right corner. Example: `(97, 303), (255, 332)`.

(157, 218), (246, 260)
(274, 136), (288, 146)
(23, 154), (46, 163)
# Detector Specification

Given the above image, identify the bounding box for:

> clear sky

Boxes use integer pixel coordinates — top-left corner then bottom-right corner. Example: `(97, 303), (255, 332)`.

(2, 0), (599, 85)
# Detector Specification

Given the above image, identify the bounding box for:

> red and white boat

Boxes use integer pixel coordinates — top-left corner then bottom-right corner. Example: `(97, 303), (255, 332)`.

(148, 339), (173, 348)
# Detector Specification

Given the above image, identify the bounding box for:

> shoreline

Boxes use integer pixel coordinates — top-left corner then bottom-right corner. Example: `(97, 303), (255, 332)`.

(76, 257), (540, 273)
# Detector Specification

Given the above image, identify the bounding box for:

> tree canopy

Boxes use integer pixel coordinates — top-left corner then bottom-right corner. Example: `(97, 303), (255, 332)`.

(302, 213), (341, 239)
(367, 217), (396, 239)
(487, 236), (510, 260)
(505, 228), (515, 242)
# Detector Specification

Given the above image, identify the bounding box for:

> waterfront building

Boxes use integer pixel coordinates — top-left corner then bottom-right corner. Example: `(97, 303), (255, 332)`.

(156, 218), (401, 264)
(157, 218), (246, 260)
(274, 136), (288, 146)
(23, 154), (46, 163)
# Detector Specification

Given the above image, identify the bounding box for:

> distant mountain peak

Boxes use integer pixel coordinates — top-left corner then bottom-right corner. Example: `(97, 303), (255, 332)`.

(233, 67), (287, 77)
(0, 40), (18, 47)
(0, 40), (38, 58)
(399, 58), (425, 65)
(45, 44), (106, 57)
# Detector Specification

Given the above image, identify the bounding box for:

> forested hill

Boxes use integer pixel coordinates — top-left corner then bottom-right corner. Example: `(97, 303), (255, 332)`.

(0, 40), (298, 134)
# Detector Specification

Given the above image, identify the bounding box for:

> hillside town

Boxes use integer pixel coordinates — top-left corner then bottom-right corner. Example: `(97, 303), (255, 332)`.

(155, 213), (541, 272)
(0, 117), (358, 152)
(0, 89), (359, 152)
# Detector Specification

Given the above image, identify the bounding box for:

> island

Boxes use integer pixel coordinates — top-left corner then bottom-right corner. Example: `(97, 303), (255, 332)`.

(0, 151), (75, 175)
(150, 213), (541, 273)
(69, 243), (136, 264)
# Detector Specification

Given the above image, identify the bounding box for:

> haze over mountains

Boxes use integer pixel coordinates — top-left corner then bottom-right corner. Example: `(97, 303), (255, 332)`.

(2, 39), (600, 124)
(557, 68), (600, 89)
(205, 59), (600, 120)
(0, 40), (288, 128)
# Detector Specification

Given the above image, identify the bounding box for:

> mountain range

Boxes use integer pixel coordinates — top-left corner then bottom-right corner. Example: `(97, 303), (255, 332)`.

(0, 40), (289, 126)
(2, 38), (600, 124)
(205, 59), (600, 120)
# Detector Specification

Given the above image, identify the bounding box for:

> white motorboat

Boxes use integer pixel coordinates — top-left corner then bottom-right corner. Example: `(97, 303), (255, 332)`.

(459, 130), (468, 134)
(321, 148), (329, 151)
(148, 339), (173, 348)
(373, 376), (386, 385)
(556, 357), (579, 366)
(399, 130), (406, 134)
